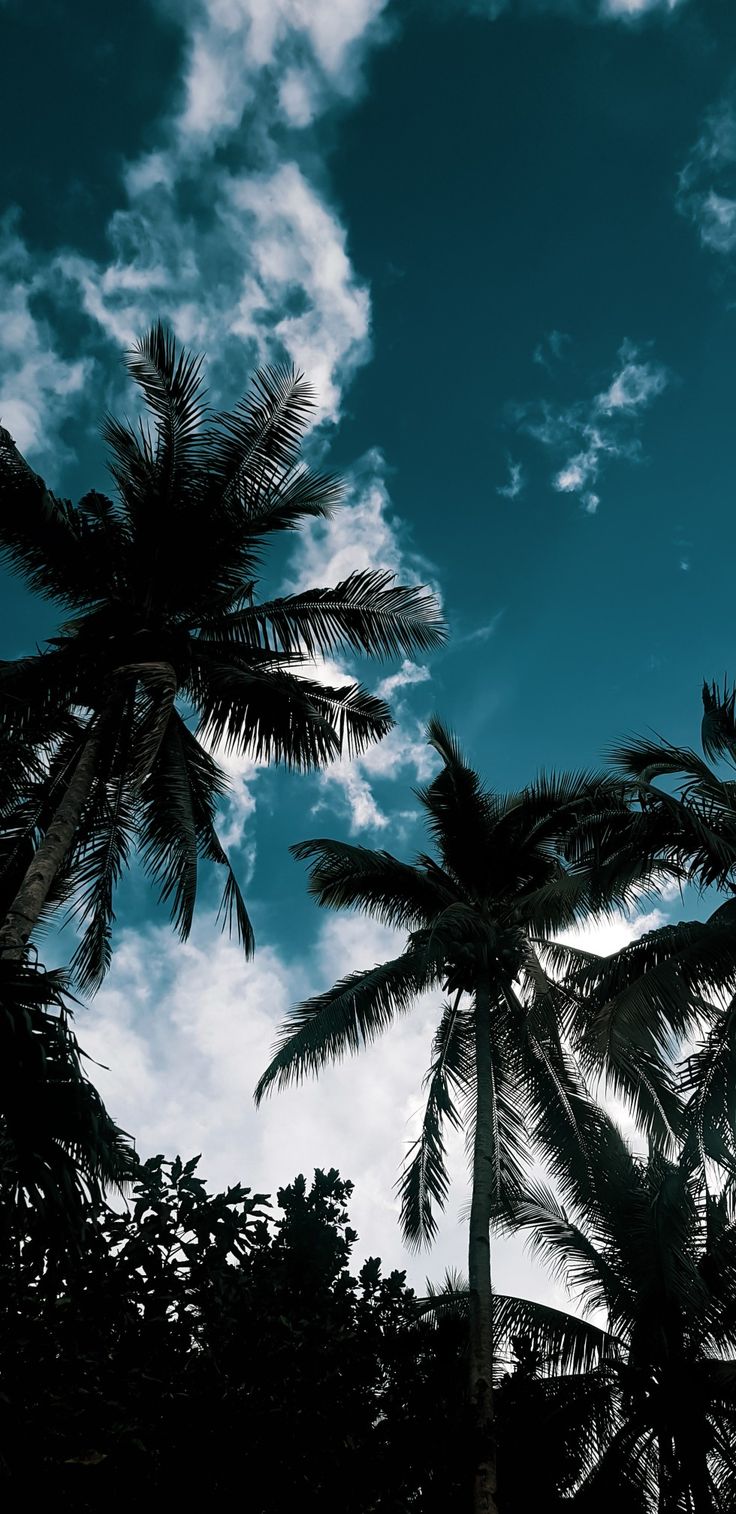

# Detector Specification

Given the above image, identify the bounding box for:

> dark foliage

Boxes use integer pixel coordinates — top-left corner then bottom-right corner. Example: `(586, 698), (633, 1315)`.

(0, 1152), (610, 1512)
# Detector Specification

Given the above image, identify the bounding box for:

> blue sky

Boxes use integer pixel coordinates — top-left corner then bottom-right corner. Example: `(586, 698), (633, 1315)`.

(1, 0), (735, 1294)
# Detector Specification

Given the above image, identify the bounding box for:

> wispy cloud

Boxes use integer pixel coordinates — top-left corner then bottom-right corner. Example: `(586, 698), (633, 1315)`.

(55, 156), (371, 428)
(82, 896), (670, 1290)
(286, 449), (413, 589)
(0, 216), (92, 459)
(461, 0), (687, 21)
(0, 0), (395, 454)
(532, 329), (570, 371)
(451, 613), (504, 648)
(599, 0), (684, 15)
(677, 93), (736, 259)
(376, 660), (432, 700)
(173, 0), (390, 146)
(511, 340), (669, 512)
(314, 681), (437, 835)
(496, 457), (525, 500)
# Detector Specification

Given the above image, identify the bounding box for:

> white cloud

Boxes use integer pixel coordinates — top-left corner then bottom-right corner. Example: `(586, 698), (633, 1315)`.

(376, 659), (431, 700)
(0, 0), (392, 460)
(513, 340), (669, 511)
(556, 904), (669, 958)
(452, 612), (504, 648)
(53, 158), (371, 426)
(554, 457), (589, 493)
(174, 0), (390, 145)
(596, 349), (669, 413)
(462, 0), (686, 20)
(0, 219), (92, 459)
(677, 95), (736, 258)
(278, 67), (318, 127)
(227, 163), (371, 420)
(496, 457), (525, 500)
(82, 913), (451, 1286)
(286, 447), (433, 589)
(532, 329), (570, 370)
(82, 895), (673, 1299)
(315, 710), (437, 833)
(601, 0), (683, 14)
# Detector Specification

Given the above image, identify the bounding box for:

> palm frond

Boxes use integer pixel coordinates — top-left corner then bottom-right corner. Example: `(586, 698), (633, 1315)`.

(702, 680), (736, 767)
(121, 660), (178, 783)
(609, 731), (718, 786)
(500, 1179), (620, 1318)
(397, 994), (474, 1248)
(499, 976), (610, 1213)
(138, 715), (199, 939)
(682, 995), (736, 1168)
(191, 655), (393, 766)
(415, 1268), (469, 1324)
(202, 568), (445, 660)
(492, 1292), (621, 1374)
(254, 946), (441, 1103)
(125, 322), (207, 480)
(290, 837), (457, 930)
(215, 858), (255, 957)
(0, 426), (117, 607)
(0, 647), (84, 747)
(229, 462), (342, 541)
(158, 714), (254, 956)
(66, 768), (136, 992)
(0, 958), (135, 1219)
(571, 918), (735, 1076)
(208, 365), (317, 499)
(416, 717), (496, 888)
(573, 1414), (659, 1513)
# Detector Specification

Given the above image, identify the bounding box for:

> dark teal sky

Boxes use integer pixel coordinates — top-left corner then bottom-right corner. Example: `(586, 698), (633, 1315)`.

(329, 3), (736, 764)
(1, 0), (735, 1279)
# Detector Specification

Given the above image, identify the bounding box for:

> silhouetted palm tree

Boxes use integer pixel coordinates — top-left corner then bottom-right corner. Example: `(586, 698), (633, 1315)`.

(0, 957), (134, 1226)
(0, 325), (443, 984)
(256, 718), (633, 1514)
(559, 681), (736, 1172)
(499, 1111), (736, 1511)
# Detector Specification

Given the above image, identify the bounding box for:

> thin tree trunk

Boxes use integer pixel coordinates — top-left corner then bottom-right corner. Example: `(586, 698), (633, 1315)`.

(468, 974), (498, 1514)
(0, 722), (104, 959)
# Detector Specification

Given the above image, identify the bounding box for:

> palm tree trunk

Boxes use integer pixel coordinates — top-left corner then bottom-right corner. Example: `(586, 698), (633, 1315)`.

(468, 974), (498, 1514)
(0, 722), (104, 959)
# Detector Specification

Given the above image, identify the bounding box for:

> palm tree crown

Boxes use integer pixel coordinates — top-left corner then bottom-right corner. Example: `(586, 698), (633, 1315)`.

(257, 717), (638, 1240)
(501, 1111), (736, 1511)
(561, 681), (736, 1176)
(0, 324), (444, 985)
(256, 717), (634, 1514)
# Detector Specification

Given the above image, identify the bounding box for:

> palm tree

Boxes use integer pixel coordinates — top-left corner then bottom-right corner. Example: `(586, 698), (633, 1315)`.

(416, 1269), (616, 1511)
(0, 956), (135, 1226)
(0, 324), (443, 984)
(556, 680), (736, 1173)
(255, 718), (635, 1514)
(496, 1110), (736, 1511)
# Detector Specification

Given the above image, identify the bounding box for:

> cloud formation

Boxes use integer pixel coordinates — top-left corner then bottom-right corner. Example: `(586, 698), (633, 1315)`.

(0, 217), (92, 459)
(174, 0), (390, 144)
(0, 0), (393, 458)
(677, 94), (736, 259)
(532, 329), (570, 371)
(511, 340), (669, 512)
(462, 0), (687, 21)
(82, 895), (669, 1295)
(600, 0), (684, 14)
(496, 457), (525, 500)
